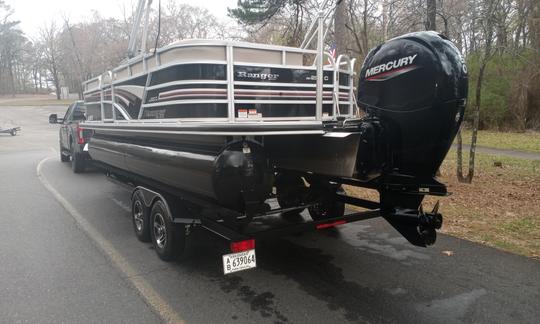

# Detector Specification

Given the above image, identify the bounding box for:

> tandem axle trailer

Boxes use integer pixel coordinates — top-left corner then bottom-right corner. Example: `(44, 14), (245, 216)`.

(102, 165), (442, 275)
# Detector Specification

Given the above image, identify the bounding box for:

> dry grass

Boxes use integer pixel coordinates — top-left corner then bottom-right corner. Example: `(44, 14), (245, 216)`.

(346, 151), (540, 259)
(433, 151), (540, 258)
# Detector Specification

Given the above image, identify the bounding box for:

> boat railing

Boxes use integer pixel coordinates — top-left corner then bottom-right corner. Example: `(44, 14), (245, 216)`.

(331, 55), (357, 117)
(82, 0), (357, 125)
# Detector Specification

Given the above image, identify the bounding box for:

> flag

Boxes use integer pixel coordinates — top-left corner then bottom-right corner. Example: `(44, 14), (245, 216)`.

(327, 43), (337, 64)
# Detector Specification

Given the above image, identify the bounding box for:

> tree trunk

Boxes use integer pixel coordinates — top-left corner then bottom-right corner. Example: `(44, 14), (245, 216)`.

(334, 0), (347, 55)
(456, 128), (465, 181)
(456, 0), (495, 183)
(531, 1), (540, 52)
(362, 0), (368, 52)
(464, 61), (487, 183)
(51, 58), (61, 100)
(8, 58), (15, 97)
(382, 0), (389, 40)
(426, 0), (436, 31)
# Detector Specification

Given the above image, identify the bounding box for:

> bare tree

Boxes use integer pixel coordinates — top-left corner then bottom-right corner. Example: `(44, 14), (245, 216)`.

(457, 0), (497, 183)
(39, 22), (61, 99)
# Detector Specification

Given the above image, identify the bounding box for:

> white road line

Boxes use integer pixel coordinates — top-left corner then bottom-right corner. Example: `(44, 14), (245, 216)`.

(37, 157), (185, 324)
(111, 197), (131, 212)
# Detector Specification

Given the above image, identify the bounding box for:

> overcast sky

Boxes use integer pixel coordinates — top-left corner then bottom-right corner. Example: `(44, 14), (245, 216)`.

(5, 0), (238, 37)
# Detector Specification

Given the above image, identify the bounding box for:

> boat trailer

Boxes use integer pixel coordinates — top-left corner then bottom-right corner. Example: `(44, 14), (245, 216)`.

(113, 167), (444, 275)
(0, 126), (21, 136)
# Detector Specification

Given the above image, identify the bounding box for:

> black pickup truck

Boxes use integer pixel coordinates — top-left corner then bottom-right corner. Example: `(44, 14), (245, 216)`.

(49, 101), (93, 173)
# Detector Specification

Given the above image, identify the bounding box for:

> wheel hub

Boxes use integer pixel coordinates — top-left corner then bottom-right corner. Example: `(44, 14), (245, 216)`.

(153, 213), (167, 248)
(133, 201), (144, 231)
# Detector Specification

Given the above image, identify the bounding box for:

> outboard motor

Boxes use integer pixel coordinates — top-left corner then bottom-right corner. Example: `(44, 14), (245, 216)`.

(355, 31), (468, 246)
(358, 31), (468, 178)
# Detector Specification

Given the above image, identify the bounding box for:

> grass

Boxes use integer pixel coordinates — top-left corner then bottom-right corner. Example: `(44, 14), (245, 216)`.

(447, 148), (540, 178)
(433, 151), (539, 258)
(458, 129), (540, 153)
(346, 150), (540, 259)
(0, 98), (74, 106)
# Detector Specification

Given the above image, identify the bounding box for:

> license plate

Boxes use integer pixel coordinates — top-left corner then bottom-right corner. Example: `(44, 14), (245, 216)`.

(222, 249), (256, 274)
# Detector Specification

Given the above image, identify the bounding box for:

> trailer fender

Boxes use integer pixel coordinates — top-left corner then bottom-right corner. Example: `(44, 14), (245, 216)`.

(132, 186), (199, 224)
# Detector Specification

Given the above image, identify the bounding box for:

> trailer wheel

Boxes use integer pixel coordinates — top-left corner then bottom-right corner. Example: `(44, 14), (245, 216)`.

(308, 187), (345, 221)
(131, 191), (151, 242)
(150, 200), (187, 261)
(276, 175), (306, 219)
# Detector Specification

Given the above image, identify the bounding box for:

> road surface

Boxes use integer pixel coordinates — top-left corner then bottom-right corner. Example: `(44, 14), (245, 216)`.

(451, 143), (540, 161)
(1, 105), (539, 323)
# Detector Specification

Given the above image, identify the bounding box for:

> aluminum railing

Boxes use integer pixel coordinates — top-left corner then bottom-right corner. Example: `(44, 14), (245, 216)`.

(82, 0), (356, 124)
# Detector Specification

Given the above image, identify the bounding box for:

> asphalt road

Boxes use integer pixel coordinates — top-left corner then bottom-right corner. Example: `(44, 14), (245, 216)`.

(451, 143), (540, 161)
(1, 105), (539, 324)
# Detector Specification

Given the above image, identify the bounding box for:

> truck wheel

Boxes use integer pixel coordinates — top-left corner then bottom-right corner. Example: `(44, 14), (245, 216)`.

(276, 175), (306, 219)
(308, 187), (345, 221)
(132, 191), (151, 242)
(71, 144), (86, 173)
(150, 200), (188, 261)
(60, 143), (70, 162)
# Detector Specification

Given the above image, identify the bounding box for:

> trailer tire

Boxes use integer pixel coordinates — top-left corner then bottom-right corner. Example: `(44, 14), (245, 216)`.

(71, 142), (86, 173)
(150, 200), (187, 261)
(276, 175), (306, 219)
(132, 191), (151, 242)
(308, 187), (345, 221)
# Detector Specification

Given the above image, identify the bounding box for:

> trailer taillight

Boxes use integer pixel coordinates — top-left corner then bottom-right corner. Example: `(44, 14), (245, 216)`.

(77, 126), (85, 144)
(316, 220), (346, 230)
(230, 239), (255, 253)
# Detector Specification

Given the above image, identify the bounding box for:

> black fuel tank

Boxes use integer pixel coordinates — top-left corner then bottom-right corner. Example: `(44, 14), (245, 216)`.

(213, 141), (274, 210)
(357, 31), (468, 177)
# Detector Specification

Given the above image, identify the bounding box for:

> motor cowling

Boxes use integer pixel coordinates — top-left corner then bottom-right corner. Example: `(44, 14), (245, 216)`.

(357, 31), (468, 177)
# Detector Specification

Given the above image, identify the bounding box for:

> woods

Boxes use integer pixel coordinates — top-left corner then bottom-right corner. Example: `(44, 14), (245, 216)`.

(0, 0), (230, 98)
(0, 0), (539, 131)
(230, 0), (540, 131)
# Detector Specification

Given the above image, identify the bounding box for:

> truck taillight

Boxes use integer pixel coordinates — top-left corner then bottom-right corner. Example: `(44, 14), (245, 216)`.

(77, 126), (85, 144)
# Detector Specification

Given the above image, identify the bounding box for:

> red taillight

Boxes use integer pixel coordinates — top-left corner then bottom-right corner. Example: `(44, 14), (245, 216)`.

(230, 239), (255, 253)
(316, 220), (346, 230)
(77, 126), (85, 144)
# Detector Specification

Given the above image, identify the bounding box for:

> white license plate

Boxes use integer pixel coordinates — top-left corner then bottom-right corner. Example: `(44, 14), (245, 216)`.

(222, 249), (256, 274)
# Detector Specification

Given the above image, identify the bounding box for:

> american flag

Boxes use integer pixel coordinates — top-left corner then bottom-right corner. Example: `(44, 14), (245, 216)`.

(327, 43), (337, 64)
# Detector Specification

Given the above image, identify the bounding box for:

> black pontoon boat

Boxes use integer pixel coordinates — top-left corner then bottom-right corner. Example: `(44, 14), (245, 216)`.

(80, 0), (467, 263)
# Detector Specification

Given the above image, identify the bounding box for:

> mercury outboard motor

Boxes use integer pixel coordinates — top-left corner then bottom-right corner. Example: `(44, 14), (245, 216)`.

(358, 31), (467, 177)
(355, 31), (468, 246)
